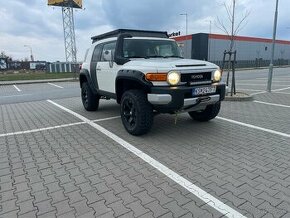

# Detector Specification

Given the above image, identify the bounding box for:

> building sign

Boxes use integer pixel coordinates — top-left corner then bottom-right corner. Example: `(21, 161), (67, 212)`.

(30, 62), (47, 70)
(169, 31), (181, 37)
(48, 0), (82, 9)
(168, 31), (181, 38)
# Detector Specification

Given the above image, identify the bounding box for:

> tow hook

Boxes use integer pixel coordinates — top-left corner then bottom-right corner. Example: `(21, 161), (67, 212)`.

(198, 96), (211, 102)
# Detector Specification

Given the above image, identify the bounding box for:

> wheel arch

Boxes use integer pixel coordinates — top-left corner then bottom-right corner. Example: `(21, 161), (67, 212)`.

(115, 70), (152, 104)
(79, 69), (90, 88)
(79, 69), (99, 96)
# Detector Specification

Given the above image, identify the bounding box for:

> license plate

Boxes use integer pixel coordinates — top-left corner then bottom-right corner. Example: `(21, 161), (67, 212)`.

(192, 86), (216, 96)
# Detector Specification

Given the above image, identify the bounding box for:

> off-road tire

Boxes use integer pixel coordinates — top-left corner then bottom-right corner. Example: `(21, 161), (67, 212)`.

(120, 90), (153, 135)
(188, 102), (221, 122)
(81, 82), (100, 111)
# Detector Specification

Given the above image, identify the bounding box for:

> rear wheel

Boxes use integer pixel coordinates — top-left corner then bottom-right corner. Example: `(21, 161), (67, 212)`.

(81, 81), (100, 111)
(120, 90), (153, 135)
(188, 102), (221, 121)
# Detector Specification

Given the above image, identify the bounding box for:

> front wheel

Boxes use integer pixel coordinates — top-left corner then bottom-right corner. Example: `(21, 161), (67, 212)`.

(120, 90), (153, 136)
(188, 102), (221, 122)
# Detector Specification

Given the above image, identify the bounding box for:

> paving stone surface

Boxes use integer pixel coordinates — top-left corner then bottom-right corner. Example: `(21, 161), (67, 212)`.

(0, 123), (222, 217)
(0, 101), (80, 134)
(1, 71), (290, 217)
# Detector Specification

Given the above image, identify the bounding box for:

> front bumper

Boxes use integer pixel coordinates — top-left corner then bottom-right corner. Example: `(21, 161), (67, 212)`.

(147, 83), (226, 113)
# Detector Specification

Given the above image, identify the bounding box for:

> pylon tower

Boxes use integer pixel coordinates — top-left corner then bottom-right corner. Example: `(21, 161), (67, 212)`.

(48, 0), (82, 63)
(62, 5), (77, 63)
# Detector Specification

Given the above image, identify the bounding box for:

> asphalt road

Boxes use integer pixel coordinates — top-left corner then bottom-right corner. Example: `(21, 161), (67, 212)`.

(0, 67), (290, 218)
(0, 81), (79, 105)
(1, 67), (289, 105)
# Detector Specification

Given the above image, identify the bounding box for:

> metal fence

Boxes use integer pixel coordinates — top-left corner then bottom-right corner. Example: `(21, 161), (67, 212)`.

(0, 60), (80, 73)
(213, 59), (290, 69)
(48, 62), (80, 73)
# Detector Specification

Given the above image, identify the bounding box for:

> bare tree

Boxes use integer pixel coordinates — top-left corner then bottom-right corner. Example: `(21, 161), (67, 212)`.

(0, 51), (7, 58)
(216, 0), (250, 51)
(215, 0), (250, 96)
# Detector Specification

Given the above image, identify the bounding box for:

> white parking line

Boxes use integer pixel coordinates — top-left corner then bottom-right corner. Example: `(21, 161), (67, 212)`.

(217, 117), (290, 138)
(254, 100), (290, 108)
(254, 78), (268, 80)
(13, 85), (21, 92)
(272, 87), (290, 92)
(93, 116), (121, 122)
(237, 83), (287, 87)
(0, 94), (32, 99)
(250, 91), (267, 96)
(47, 99), (246, 218)
(0, 116), (123, 138)
(239, 79), (290, 83)
(256, 76), (290, 80)
(238, 88), (264, 92)
(274, 92), (290, 95)
(0, 122), (85, 138)
(48, 83), (64, 89)
(273, 76), (290, 79)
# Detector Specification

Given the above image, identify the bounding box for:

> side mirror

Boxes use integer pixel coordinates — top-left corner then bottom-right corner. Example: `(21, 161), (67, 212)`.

(103, 50), (112, 61)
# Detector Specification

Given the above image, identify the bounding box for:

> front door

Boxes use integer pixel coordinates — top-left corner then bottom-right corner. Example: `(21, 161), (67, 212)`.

(96, 41), (119, 93)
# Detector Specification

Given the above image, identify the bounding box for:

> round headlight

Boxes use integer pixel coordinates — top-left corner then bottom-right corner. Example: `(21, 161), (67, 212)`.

(213, 70), (222, 82)
(167, 71), (180, 85)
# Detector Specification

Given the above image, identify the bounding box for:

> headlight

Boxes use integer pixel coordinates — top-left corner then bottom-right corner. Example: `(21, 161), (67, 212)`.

(213, 69), (222, 82)
(167, 71), (180, 85)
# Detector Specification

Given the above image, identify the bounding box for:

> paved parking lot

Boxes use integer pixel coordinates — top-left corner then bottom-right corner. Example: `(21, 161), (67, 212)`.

(0, 68), (290, 217)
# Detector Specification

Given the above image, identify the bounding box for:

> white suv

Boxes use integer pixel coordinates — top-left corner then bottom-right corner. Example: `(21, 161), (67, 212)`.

(80, 29), (226, 135)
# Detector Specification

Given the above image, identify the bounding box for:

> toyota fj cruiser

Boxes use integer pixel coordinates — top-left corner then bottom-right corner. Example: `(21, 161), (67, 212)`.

(79, 29), (226, 135)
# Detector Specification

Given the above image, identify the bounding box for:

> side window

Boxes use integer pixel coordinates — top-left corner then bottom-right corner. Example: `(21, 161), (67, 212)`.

(101, 41), (116, 61)
(92, 44), (102, 62)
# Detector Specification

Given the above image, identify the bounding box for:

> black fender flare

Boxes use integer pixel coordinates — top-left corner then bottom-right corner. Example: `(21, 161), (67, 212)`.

(79, 69), (98, 95)
(115, 70), (152, 103)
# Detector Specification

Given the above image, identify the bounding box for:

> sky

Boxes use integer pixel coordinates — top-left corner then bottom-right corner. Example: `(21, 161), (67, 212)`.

(0, 0), (289, 62)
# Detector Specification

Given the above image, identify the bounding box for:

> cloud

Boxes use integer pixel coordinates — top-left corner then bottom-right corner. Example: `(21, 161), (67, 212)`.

(0, 0), (289, 62)
(101, 0), (214, 32)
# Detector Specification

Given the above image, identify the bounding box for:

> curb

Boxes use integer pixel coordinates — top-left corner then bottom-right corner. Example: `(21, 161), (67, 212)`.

(0, 78), (78, 86)
(224, 92), (253, 101)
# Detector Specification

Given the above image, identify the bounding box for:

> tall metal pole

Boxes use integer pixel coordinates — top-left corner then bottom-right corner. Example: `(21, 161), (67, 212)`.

(208, 20), (212, 61)
(180, 13), (188, 57)
(185, 14), (188, 36)
(230, 0), (236, 52)
(62, 6), (77, 63)
(24, 45), (34, 61)
(267, 0), (279, 92)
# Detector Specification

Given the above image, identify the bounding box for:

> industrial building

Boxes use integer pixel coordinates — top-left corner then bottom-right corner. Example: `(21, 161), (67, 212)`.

(174, 33), (290, 68)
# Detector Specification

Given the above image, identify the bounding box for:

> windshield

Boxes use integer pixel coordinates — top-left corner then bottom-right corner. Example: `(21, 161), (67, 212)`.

(123, 39), (183, 59)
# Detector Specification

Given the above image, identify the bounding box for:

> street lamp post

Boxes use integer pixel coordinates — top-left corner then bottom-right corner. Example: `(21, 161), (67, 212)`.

(206, 20), (212, 61)
(24, 45), (34, 61)
(180, 13), (188, 35)
(267, 0), (279, 92)
(180, 13), (188, 58)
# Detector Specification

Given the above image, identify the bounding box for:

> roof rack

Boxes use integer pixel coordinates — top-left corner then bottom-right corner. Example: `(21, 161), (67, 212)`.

(91, 29), (169, 43)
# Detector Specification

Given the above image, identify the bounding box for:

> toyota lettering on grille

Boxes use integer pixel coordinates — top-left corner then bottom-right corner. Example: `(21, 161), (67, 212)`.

(191, 74), (203, 79)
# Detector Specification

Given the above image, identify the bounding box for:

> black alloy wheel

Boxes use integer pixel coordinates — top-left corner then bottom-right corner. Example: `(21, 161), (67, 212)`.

(120, 90), (153, 135)
(81, 81), (100, 111)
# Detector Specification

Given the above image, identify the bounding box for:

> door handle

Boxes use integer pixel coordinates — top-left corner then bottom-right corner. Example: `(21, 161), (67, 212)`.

(96, 67), (101, 71)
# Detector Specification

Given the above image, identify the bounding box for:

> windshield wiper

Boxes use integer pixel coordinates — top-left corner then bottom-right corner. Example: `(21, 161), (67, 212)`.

(145, 55), (164, 59)
(127, 56), (145, 58)
(163, 55), (184, 59)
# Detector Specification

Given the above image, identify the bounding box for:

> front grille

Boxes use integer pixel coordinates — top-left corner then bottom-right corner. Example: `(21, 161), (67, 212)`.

(181, 72), (212, 84)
